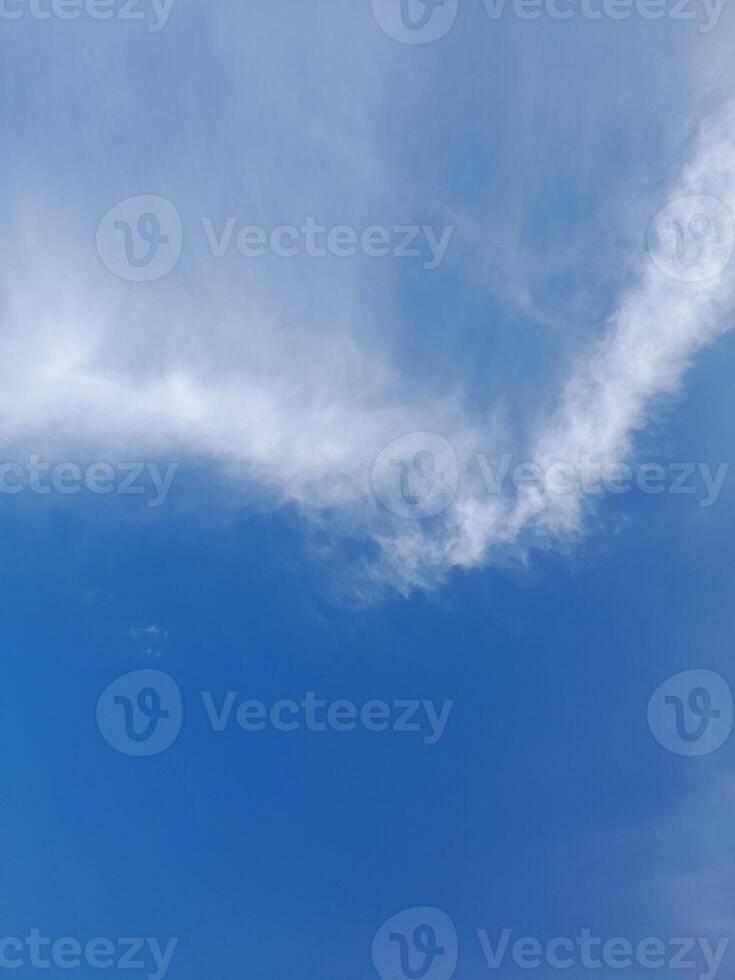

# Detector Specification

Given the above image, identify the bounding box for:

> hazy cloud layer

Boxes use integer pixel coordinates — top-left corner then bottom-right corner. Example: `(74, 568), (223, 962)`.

(1, 6), (734, 598)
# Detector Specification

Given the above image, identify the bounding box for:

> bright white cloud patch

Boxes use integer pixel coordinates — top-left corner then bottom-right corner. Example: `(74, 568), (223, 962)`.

(364, 103), (735, 593)
(515, 102), (735, 538)
(2, 86), (735, 598)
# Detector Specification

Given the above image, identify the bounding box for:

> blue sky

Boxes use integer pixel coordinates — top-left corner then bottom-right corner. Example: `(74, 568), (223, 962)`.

(2, 1), (735, 979)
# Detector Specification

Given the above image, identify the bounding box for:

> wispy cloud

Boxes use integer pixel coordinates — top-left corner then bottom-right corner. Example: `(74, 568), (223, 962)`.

(3, 105), (735, 598)
(1, 10), (734, 600)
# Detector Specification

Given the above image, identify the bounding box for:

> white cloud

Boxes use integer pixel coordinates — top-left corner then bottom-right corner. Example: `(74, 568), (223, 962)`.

(2, 12), (735, 600)
(426, 102), (735, 591)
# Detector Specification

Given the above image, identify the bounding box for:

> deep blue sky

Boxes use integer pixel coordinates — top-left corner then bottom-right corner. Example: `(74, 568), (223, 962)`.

(2, 329), (735, 978)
